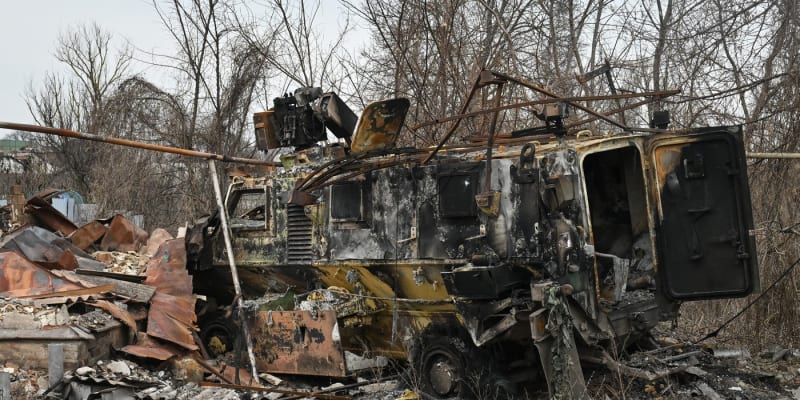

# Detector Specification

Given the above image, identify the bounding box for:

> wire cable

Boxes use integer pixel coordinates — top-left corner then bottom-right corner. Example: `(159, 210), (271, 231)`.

(693, 255), (800, 344)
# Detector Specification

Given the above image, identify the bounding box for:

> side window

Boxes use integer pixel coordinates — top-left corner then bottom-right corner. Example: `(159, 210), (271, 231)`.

(330, 181), (365, 222)
(228, 189), (270, 231)
(438, 173), (478, 218)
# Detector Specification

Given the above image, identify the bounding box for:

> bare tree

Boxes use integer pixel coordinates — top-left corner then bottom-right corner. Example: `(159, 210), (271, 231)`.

(25, 23), (133, 196)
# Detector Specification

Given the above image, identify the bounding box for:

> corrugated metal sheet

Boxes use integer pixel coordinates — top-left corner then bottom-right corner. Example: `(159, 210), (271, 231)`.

(0, 251), (85, 297)
(142, 239), (198, 351)
(0, 225), (96, 270)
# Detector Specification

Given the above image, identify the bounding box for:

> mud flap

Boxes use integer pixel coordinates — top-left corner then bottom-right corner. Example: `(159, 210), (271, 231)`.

(531, 284), (590, 400)
(252, 310), (347, 377)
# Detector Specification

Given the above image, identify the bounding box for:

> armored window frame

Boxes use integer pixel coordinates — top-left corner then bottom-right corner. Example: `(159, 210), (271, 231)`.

(329, 178), (370, 225)
(226, 188), (272, 234)
(437, 172), (479, 218)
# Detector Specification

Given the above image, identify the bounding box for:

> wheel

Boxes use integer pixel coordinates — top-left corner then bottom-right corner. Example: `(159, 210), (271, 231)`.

(199, 313), (237, 357)
(415, 335), (469, 399)
(410, 327), (522, 400)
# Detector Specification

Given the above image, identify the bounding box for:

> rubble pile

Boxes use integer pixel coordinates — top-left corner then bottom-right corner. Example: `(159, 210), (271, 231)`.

(92, 251), (149, 275)
(583, 328), (800, 400)
(0, 190), (205, 399)
(0, 297), (69, 328)
(0, 189), (410, 400)
(0, 365), (48, 399)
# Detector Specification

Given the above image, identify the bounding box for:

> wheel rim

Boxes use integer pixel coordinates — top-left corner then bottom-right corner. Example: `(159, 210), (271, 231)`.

(201, 322), (234, 356)
(424, 350), (462, 397)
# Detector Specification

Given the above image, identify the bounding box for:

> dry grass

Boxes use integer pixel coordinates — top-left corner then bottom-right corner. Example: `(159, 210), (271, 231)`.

(677, 158), (800, 352)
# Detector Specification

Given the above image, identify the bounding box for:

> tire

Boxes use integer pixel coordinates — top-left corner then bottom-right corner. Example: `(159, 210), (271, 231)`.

(199, 313), (237, 357)
(413, 335), (470, 400)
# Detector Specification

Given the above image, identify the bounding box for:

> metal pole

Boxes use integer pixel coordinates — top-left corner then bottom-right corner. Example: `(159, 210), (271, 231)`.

(484, 83), (505, 192)
(491, 70), (630, 130)
(747, 152), (800, 159)
(0, 371), (10, 400)
(411, 89), (680, 131)
(422, 72), (484, 164)
(208, 159), (260, 381)
(48, 343), (64, 389)
(0, 121), (276, 166)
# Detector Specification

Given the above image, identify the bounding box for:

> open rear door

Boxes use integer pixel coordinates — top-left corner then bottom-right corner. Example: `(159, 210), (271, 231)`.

(649, 127), (758, 300)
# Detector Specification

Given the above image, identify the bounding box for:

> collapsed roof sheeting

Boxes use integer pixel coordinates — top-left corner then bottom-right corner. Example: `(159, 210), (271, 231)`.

(0, 225), (105, 270)
(25, 189), (79, 236)
(142, 239), (198, 351)
(100, 214), (149, 252)
(0, 251), (85, 297)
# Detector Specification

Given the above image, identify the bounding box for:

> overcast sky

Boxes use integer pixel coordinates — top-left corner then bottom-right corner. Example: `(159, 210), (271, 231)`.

(0, 1), (363, 139)
(0, 1), (170, 129)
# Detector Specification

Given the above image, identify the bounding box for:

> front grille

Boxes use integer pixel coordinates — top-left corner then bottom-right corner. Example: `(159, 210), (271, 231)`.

(286, 204), (313, 263)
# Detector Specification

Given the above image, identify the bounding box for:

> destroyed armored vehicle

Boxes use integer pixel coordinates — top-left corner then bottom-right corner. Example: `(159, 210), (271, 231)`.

(188, 71), (759, 399)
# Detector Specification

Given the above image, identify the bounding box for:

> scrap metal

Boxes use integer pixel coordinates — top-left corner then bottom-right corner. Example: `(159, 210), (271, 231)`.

(142, 239), (197, 351)
(0, 225), (103, 270)
(25, 189), (78, 236)
(0, 70), (773, 399)
(99, 214), (148, 252)
(0, 252), (85, 297)
(251, 310), (347, 377)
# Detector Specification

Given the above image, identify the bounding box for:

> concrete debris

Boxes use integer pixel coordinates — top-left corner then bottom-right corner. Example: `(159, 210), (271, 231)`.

(0, 297), (69, 329)
(358, 380), (400, 393)
(323, 382), (347, 391)
(0, 366), (47, 399)
(695, 382), (724, 400)
(93, 250), (149, 275)
(105, 360), (132, 376)
(258, 372), (283, 386)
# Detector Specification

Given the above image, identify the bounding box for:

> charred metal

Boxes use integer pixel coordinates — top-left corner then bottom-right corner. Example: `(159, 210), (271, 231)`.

(188, 75), (760, 399)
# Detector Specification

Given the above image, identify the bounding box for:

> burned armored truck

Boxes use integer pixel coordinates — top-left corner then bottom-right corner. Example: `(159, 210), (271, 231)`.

(188, 71), (759, 399)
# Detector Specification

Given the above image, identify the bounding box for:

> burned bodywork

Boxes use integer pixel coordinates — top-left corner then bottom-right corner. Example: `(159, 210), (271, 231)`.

(190, 80), (759, 398)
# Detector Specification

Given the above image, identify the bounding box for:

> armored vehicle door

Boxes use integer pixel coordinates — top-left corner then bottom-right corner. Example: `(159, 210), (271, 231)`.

(648, 127), (758, 300)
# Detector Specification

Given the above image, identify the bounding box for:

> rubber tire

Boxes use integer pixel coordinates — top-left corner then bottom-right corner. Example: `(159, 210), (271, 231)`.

(413, 335), (470, 400)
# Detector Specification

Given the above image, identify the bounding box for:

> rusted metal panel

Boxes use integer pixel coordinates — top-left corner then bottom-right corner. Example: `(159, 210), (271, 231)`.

(0, 226), (90, 270)
(69, 221), (108, 251)
(121, 342), (176, 361)
(146, 292), (197, 350)
(25, 189), (78, 236)
(88, 300), (139, 333)
(143, 239), (192, 296)
(19, 284), (114, 299)
(350, 98), (410, 154)
(0, 251), (85, 297)
(252, 310), (347, 377)
(100, 214), (148, 252)
(143, 239), (198, 351)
